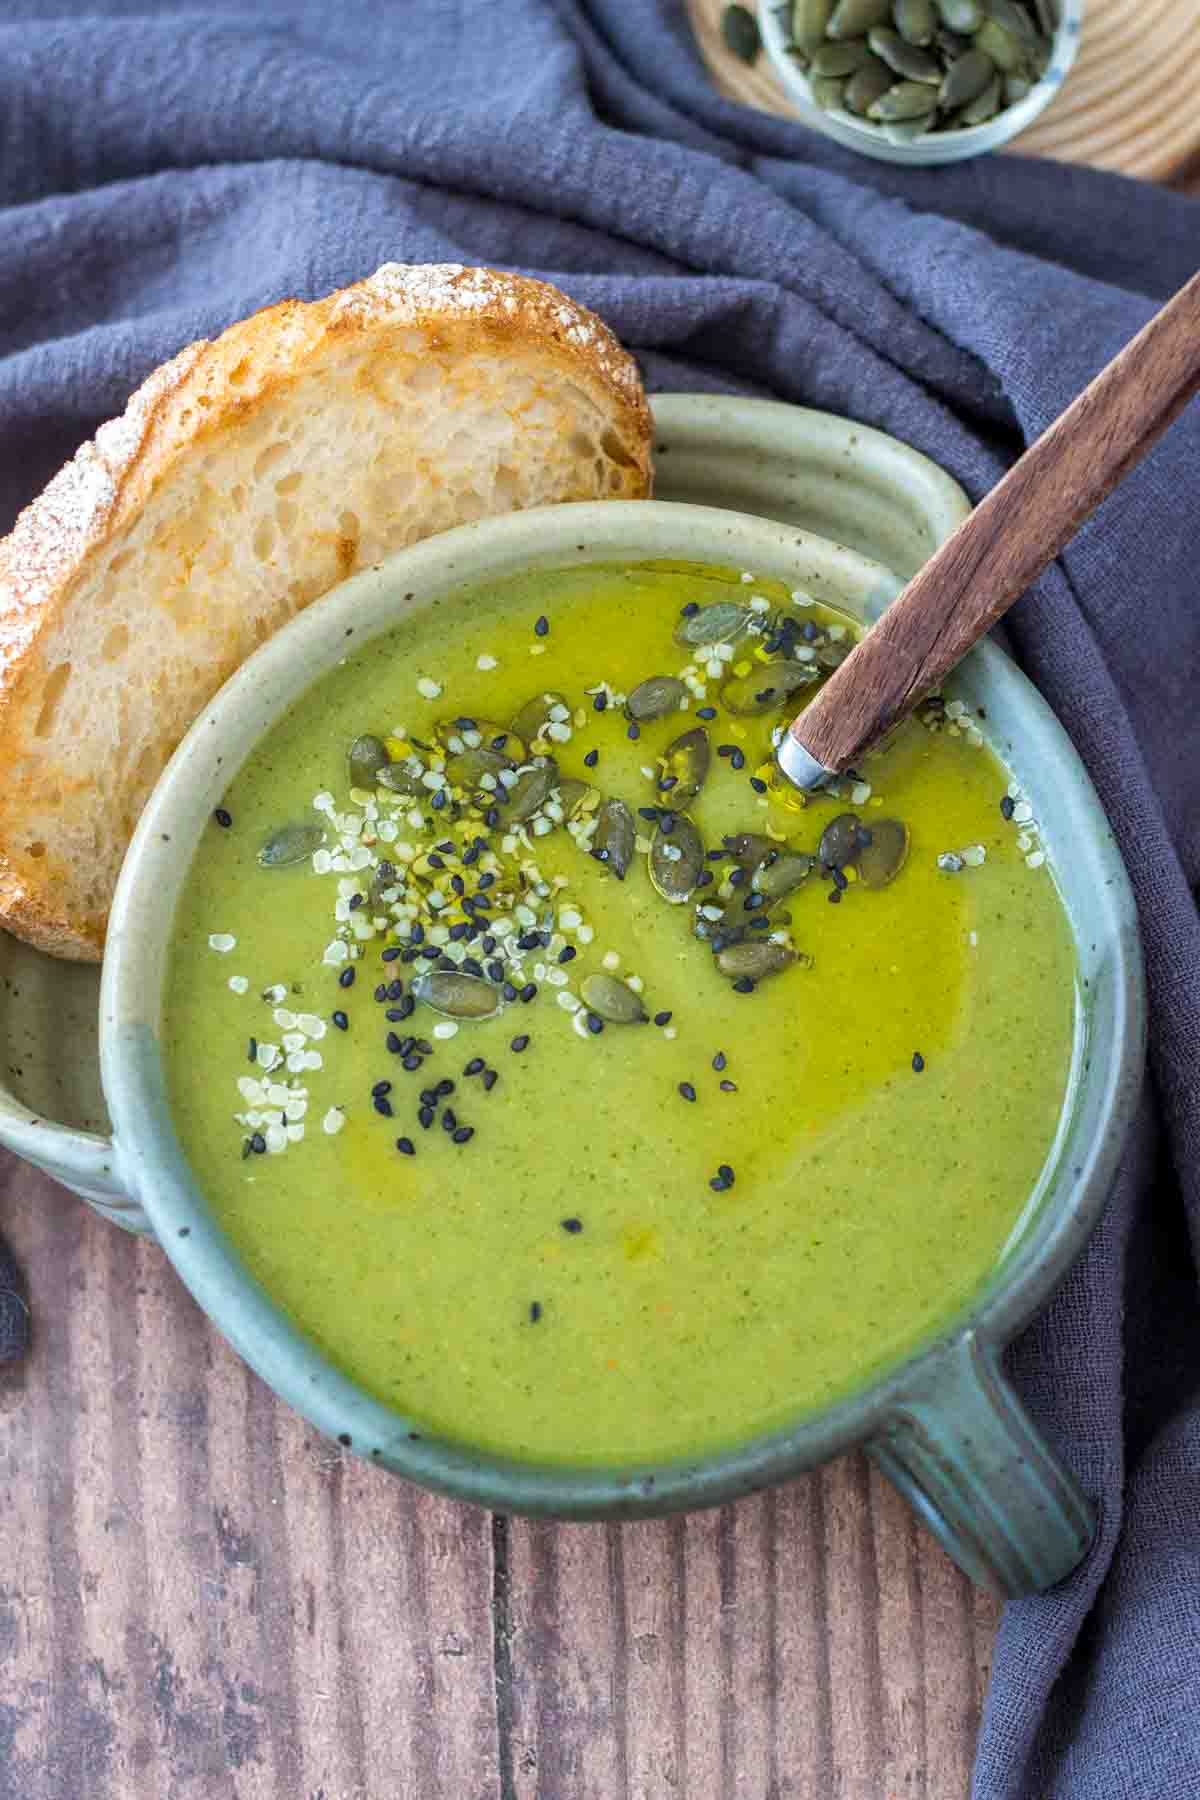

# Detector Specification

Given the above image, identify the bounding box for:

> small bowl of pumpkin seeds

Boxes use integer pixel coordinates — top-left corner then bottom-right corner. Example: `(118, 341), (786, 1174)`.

(758, 0), (1081, 164)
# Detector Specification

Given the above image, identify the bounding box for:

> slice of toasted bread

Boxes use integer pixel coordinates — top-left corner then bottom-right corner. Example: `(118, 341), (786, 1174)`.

(0, 264), (652, 960)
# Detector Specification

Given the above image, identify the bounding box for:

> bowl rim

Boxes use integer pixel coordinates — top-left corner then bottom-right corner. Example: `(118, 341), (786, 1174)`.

(757, 0), (1085, 168)
(101, 499), (1143, 1517)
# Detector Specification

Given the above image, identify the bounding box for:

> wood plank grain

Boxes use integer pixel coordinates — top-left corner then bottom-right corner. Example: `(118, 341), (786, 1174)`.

(1, 1155), (1001, 1799)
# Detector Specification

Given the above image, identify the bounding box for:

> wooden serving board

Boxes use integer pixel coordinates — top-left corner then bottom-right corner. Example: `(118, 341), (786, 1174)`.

(689, 0), (1200, 183)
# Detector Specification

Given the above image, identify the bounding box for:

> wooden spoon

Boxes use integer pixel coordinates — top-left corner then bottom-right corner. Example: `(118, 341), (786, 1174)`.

(776, 270), (1200, 791)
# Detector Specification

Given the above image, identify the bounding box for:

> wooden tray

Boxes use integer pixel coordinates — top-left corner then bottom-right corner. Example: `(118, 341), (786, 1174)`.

(689, 0), (1200, 183)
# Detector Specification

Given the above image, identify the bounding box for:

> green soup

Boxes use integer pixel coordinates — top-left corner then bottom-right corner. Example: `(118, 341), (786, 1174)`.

(165, 560), (1075, 1466)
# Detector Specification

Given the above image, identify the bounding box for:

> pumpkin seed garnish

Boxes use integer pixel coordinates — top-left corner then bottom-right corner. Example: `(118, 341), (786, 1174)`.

(511, 692), (567, 745)
(412, 971), (502, 1020)
(258, 821), (325, 868)
(672, 601), (753, 648)
(868, 78), (940, 118)
(792, 0), (837, 54)
(828, 0), (891, 38)
(723, 831), (780, 871)
(657, 727), (711, 805)
(445, 747), (515, 790)
(592, 798), (636, 880)
(580, 974), (649, 1024)
(893, 0), (936, 44)
(347, 733), (390, 790)
(557, 778), (598, 821)
(751, 850), (816, 902)
(376, 762), (426, 797)
(844, 54), (894, 111)
(721, 661), (817, 716)
(626, 675), (688, 723)
(811, 38), (875, 75)
(856, 818), (911, 888)
(721, 2), (761, 62)
(649, 814), (705, 904)
(716, 942), (799, 983)
(506, 757), (559, 823)
(938, 45), (996, 104)
(868, 25), (941, 79)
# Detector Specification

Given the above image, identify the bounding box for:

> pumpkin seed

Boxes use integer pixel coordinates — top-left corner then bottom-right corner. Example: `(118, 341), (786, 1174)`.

(935, 25), (972, 53)
(580, 973), (649, 1025)
(626, 675), (688, 722)
(721, 661), (817, 715)
(856, 817), (910, 888)
(348, 733), (389, 790)
(844, 53), (894, 111)
(868, 77), (939, 118)
(723, 831), (780, 871)
(658, 727), (711, 805)
(257, 821), (325, 868)
(818, 811), (868, 870)
(412, 971), (501, 1020)
(958, 70), (1001, 121)
(880, 116), (932, 141)
(972, 17), (1021, 68)
(716, 942), (798, 982)
(592, 798), (636, 879)
(811, 37), (874, 74)
(751, 850), (816, 902)
(1003, 70), (1032, 103)
(868, 24), (941, 78)
(934, 0), (981, 28)
(445, 747), (515, 789)
(511, 692), (567, 745)
(557, 778), (597, 821)
(672, 600), (754, 648)
(811, 74), (847, 109)
(721, 2), (761, 61)
(793, 0), (836, 53)
(376, 762), (426, 797)
(649, 814), (705, 904)
(893, 0), (935, 43)
(827, 0), (891, 37)
(984, 0), (1038, 43)
(506, 757), (559, 823)
(937, 44), (995, 102)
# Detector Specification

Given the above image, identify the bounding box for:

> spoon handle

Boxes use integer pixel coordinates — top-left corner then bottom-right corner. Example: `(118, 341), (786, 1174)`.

(783, 268), (1200, 781)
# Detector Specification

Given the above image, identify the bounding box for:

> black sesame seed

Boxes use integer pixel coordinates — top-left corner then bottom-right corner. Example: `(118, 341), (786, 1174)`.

(450, 874), (466, 896)
(654, 1011), (672, 1026)
(717, 744), (735, 759)
(912, 1051), (926, 1073)
(712, 1051), (727, 1071)
(386, 1031), (402, 1053)
(462, 845), (480, 866)
(638, 807), (659, 822)
(743, 892), (765, 911)
(374, 983), (388, 1002)
(749, 916), (770, 931)
(461, 957), (484, 978)
(487, 960), (506, 983)
(1000, 795), (1015, 820)
(250, 1133), (267, 1155)
(659, 813), (676, 835)
(749, 776), (767, 794)
(657, 774), (678, 792)
(561, 1217), (584, 1234)
(214, 807), (233, 828)
(731, 751), (747, 772)
(719, 1163), (735, 1184)
(387, 979), (404, 1000)
(373, 1096), (394, 1117)
(696, 870), (714, 888)
(332, 1011), (349, 1031)
(396, 1137), (415, 1156)
(729, 868), (746, 887)
(696, 706), (717, 720)
(502, 982), (518, 1002)
(477, 874), (495, 892)
(583, 749), (599, 768)
(418, 1106), (434, 1129)
(679, 1082), (697, 1102)
(557, 945), (576, 965)
(529, 1301), (543, 1323)
(627, 723), (641, 741)
(485, 807), (501, 828)
(452, 1126), (474, 1144)
(431, 791), (446, 810)
(372, 1080), (392, 1098)
(447, 923), (469, 943)
(247, 1036), (258, 1063)
(385, 1007), (405, 1022)
(593, 692), (608, 712)
(586, 1013), (604, 1034)
(435, 1078), (455, 1097)
(464, 1057), (485, 1076)
(534, 615), (549, 637)
(680, 601), (699, 617)
(706, 848), (724, 862)
(410, 924), (425, 945)
(827, 887), (843, 904)
(719, 1079), (738, 1093)
(517, 930), (541, 951)
(420, 1088), (438, 1107)
(427, 853), (445, 871)
(397, 994), (415, 1019)
(511, 1034), (530, 1053)
(338, 967), (355, 989)
(348, 892), (364, 911)
(381, 946), (402, 962)
(482, 1068), (499, 1092)
(399, 1037), (417, 1057)
(520, 982), (537, 1003)
(442, 1108), (458, 1132)
(732, 977), (755, 994)
(402, 1053), (423, 1072)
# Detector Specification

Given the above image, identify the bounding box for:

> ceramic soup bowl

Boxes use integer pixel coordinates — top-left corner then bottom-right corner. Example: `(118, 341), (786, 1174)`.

(87, 497), (1143, 1597)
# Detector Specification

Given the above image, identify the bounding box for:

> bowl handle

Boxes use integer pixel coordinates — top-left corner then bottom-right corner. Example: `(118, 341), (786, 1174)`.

(0, 1102), (151, 1235)
(868, 1331), (1093, 1597)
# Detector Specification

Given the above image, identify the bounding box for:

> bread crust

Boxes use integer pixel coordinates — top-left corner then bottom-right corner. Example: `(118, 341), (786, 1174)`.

(0, 264), (652, 960)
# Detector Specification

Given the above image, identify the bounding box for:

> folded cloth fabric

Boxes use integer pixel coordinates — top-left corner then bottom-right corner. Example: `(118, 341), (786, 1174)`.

(1, 2), (1198, 1791)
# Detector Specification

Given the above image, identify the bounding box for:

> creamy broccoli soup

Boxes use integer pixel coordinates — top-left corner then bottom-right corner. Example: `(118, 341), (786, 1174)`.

(165, 560), (1075, 1466)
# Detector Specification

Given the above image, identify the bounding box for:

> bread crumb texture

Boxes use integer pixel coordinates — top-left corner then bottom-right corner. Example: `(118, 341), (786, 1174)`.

(0, 263), (652, 959)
